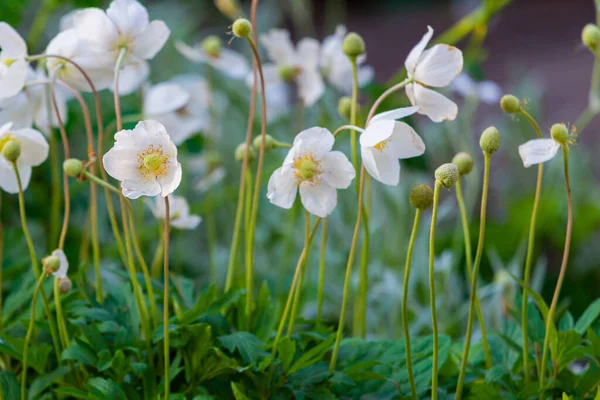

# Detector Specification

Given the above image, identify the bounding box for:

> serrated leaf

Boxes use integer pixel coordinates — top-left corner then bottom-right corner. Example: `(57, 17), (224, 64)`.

(87, 377), (127, 400)
(28, 366), (70, 400)
(62, 339), (98, 366)
(277, 336), (296, 372)
(219, 332), (267, 365)
(575, 298), (600, 335)
(289, 334), (335, 375)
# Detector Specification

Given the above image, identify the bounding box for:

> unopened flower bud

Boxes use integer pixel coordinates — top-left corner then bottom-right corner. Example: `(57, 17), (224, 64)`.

(452, 152), (474, 176)
(63, 158), (83, 178)
(582, 24), (600, 50)
(500, 94), (520, 114)
(435, 163), (459, 189)
(235, 143), (256, 163)
(202, 36), (222, 58)
(342, 32), (365, 58)
(551, 123), (569, 145)
(409, 184), (433, 210)
(43, 255), (61, 275)
(1, 140), (20, 163)
(232, 18), (252, 38)
(59, 277), (72, 294)
(338, 96), (352, 120)
(253, 134), (276, 152)
(479, 126), (501, 154)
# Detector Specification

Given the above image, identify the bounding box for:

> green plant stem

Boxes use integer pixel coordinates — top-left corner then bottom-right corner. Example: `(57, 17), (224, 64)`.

(455, 153), (491, 400)
(26, 0), (56, 50)
(49, 131), (61, 249)
(518, 108), (543, 384)
(316, 218), (328, 326)
(539, 147), (573, 396)
(272, 219), (322, 355)
(429, 181), (442, 400)
(205, 66), (219, 285)
(402, 209), (422, 400)
(349, 57), (360, 177)
(287, 211), (311, 336)
(113, 47), (127, 132)
(455, 177), (491, 369)
(53, 278), (70, 349)
(21, 272), (46, 400)
(163, 196), (172, 399)
(151, 233), (164, 280)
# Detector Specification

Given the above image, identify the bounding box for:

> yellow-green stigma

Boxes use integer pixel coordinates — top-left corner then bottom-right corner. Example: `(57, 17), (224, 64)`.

(3, 58), (16, 67)
(279, 65), (299, 82)
(294, 154), (322, 183)
(144, 154), (163, 171)
(202, 36), (222, 58)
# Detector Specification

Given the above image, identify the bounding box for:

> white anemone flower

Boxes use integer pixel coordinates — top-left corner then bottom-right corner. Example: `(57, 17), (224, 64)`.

(143, 75), (212, 145)
(73, 0), (170, 95)
(147, 194), (202, 230)
(452, 73), (501, 105)
(51, 249), (69, 278)
(267, 127), (355, 217)
(404, 26), (463, 122)
(103, 120), (182, 199)
(0, 92), (33, 129)
(0, 122), (49, 193)
(320, 25), (374, 94)
(259, 29), (325, 107)
(0, 23), (29, 100)
(359, 106), (426, 185)
(175, 40), (249, 80)
(518, 138), (563, 168)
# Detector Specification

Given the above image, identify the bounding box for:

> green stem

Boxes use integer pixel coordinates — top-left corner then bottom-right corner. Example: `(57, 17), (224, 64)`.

(21, 272), (46, 400)
(455, 153), (491, 400)
(287, 211), (311, 336)
(225, 165), (250, 292)
(49, 131), (61, 248)
(113, 47), (128, 132)
(455, 177), (491, 368)
(206, 66), (219, 285)
(429, 181), (442, 400)
(349, 57), (360, 178)
(163, 196), (172, 399)
(316, 218), (328, 327)
(26, 0), (56, 50)
(539, 147), (573, 397)
(151, 231), (165, 280)
(402, 209), (422, 400)
(53, 278), (70, 349)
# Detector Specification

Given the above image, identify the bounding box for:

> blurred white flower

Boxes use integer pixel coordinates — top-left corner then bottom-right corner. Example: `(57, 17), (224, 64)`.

(73, 0), (170, 95)
(320, 25), (374, 94)
(0, 23), (29, 100)
(189, 153), (227, 193)
(0, 122), (49, 193)
(404, 26), (463, 122)
(258, 29), (324, 107)
(51, 249), (69, 278)
(175, 39), (249, 79)
(147, 194), (202, 230)
(103, 120), (182, 199)
(267, 127), (355, 217)
(0, 92), (33, 129)
(452, 73), (501, 105)
(143, 75), (212, 145)
(59, 9), (79, 31)
(360, 106), (425, 185)
(518, 138), (562, 168)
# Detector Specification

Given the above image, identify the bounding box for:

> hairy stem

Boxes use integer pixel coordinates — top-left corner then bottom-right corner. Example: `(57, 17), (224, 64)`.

(163, 196), (172, 399)
(429, 181), (442, 400)
(316, 218), (328, 326)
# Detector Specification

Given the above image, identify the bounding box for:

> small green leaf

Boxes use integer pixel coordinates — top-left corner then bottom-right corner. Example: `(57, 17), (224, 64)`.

(62, 339), (98, 366)
(559, 312), (574, 332)
(277, 337), (296, 372)
(575, 298), (600, 335)
(28, 366), (70, 400)
(231, 382), (252, 400)
(0, 371), (20, 400)
(87, 377), (127, 400)
(218, 332), (267, 365)
(289, 334), (335, 375)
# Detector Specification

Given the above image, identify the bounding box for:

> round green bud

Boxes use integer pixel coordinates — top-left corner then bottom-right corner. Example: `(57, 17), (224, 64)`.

(435, 163), (459, 189)
(550, 123), (569, 145)
(1, 140), (20, 163)
(342, 32), (365, 58)
(582, 24), (600, 50)
(202, 35), (222, 58)
(479, 126), (501, 154)
(253, 134), (276, 152)
(500, 94), (520, 114)
(451, 152), (474, 176)
(42, 255), (61, 274)
(63, 158), (84, 178)
(232, 18), (252, 38)
(409, 184), (434, 210)
(59, 277), (72, 294)
(338, 96), (352, 120)
(235, 143), (256, 163)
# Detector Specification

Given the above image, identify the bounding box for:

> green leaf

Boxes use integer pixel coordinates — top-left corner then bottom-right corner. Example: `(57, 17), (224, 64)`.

(231, 382), (252, 400)
(595, 387), (600, 400)
(87, 377), (127, 400)
(288, 334), (335, 375)
(28, 366), (70, 400)
(485, 364), (510, 384)
(0, 371), (20, 400)
(55, 387), (88, 399)
(218, 332), (267, 365)
(466, 383), (502, 400)
(62, 339), (99, 366)
(559, 312), (574, 332)
(277, 336), (296, 373)
(575, 298), (600, 334)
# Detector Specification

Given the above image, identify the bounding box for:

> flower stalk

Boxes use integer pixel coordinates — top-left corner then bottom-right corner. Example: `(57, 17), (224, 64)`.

(163, 196), (172, 398)
(429, 180), (442, 400)
(287, 211), (311, 336)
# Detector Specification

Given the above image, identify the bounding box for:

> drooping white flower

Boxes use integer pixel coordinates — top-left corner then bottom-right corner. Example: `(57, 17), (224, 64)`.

(404, 26), (463, 122)
(518, 138), (562, 168)
(0, 23), (29, 100)
(143, 75), (213, 145)
(103, 120), (182, 199)
(359, 106), (425, 185)
(258, 29), (325, 107)
(146, 194), (202, 230)
(51, 249), (69, 278)
(72, 0), (170, 95)
(267, 127), (355, 217)
(452, 73), (501, 105)
(175, 39), (249, 79)
(320, 25), (374, 94)
(0, 122), (49, 193)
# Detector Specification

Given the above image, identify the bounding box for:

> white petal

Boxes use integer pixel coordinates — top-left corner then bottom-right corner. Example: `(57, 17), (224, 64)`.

(0, 158), (31, 193)
(518, 138), (561, 168)
(46, 29), (78, 59)
(478, 81), (502, 105)
(59, 9), (79, 31)
(320, 151), (355, 189)
(451, 73), (476, 98)
(360, 120), (395, 148)
(171, 215), (202, 230)
(131, 20), (170, 60)
(370, 106), (419, 124)
(297, 68), (325, 107)
(52, 249), (69, 278)
(292, 127), (334, 159)
(361, 146), (400, 186)
(158, 161), (182, 197)
(144, 82), (190, 116)
(404, 26), (433, 77)
(0, 59), (28, 100)
(409, 83), (458, 123)
(175, 41), (207, 63)
(299, 182), (337, 217)
(114, 61), (149, 95)
(102, 146), (140, 181)
(122, 178), (161, 199)
(0, 92), (33, 128)
(0, 23), (27, 58)
(414, 44), (463, 87)
(387, 121), (426, 159)
(12, 127), (49, 166)
(267, 166), (297, 210)
(73, 8), (119, 53)
(211, 48), (250, 79)
(256, 64), (283, 88)
(106, 0), (149, 38)
(260, 29), (296, 66)
(297, 38), (321, 70)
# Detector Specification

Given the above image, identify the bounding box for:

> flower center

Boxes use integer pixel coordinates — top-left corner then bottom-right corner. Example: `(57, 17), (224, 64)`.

(293, 153), (322, 184)
(172, 211), (181, 220)
(374, 139), (391, 152)
(2, 58), (15, 67)
(202, 36), (222, 59)
(138, 145), (169, 180)
(0, 134), (16, 153)
(279, 65), (300, 82)
(143, 154), (162, 171)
